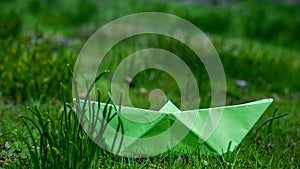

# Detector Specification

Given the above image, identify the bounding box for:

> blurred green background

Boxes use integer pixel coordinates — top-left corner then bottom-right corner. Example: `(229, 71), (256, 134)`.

(0, 0), (299, 168)
(0, 0), (299, 103)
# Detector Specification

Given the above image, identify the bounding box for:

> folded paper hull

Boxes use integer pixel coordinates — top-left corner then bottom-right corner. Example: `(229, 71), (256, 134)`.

(75, 98), (273, 157)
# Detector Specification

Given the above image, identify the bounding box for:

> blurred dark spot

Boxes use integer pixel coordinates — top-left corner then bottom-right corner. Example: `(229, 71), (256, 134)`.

(124, 77), (134, 87)
(265, 143), (275, 150)
(285, 142), (297, 149)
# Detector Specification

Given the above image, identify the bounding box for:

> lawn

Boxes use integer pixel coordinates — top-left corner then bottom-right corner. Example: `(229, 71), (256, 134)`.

(0, 0), (299, 168)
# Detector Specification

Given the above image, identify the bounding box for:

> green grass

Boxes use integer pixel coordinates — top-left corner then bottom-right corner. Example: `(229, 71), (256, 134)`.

(0, 0), (299, 168)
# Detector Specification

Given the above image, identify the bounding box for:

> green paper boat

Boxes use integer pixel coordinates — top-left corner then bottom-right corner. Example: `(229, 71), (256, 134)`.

(75, 98), (273, 157)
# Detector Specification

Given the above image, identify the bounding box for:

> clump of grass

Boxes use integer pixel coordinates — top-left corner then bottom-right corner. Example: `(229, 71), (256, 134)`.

(19, 71), (123, 168)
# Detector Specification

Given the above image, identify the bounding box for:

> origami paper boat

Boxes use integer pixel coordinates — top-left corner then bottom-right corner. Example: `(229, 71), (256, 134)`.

(76, 98), (273, 157)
